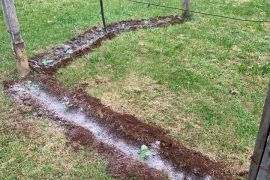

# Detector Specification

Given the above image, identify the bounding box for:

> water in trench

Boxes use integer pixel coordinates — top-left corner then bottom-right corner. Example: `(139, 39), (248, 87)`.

(8, 81), (212, 180)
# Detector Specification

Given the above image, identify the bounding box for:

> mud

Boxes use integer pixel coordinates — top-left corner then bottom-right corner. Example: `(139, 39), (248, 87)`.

(67, 125), (166, 179)
(4, 15), (235, 179)
(4, 76), (233, 180)
(29, 15), (184, 74)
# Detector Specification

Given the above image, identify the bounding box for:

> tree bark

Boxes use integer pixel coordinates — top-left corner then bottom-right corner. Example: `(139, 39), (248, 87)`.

(1, 0), (30, 77)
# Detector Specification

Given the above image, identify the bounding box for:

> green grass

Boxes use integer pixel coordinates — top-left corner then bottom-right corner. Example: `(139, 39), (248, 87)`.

(0, 0), (156, 178)
(56, 0), (270, 171)
(0, 86), (113, 179)
(0, 116), (112, 179)
(0, 0), (187, 178)
(0, 0), (269, 177)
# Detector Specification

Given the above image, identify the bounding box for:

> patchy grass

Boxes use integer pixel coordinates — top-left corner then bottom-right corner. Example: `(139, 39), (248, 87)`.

(0, 86), (113, 179)
(0, 113), (112, 179)
(57, 0), (270, 172)
(0, 0), (173, 178)
(0, 0), (269, 177)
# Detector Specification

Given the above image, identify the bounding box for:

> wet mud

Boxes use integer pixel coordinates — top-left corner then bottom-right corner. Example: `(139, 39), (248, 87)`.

(29, 15), (184, 74)
(4, 15), (237, 179)
(4, 76), (233, 180)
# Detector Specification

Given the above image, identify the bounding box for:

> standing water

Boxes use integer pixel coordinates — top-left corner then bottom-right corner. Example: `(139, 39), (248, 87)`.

(9, 81), (212, 180)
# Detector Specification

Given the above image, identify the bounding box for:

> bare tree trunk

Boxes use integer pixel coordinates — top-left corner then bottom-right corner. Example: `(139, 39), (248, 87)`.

(1, 0), (30, 77)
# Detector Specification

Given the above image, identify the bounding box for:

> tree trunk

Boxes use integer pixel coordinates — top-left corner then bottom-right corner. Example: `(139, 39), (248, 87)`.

(1, 0), (30, 77)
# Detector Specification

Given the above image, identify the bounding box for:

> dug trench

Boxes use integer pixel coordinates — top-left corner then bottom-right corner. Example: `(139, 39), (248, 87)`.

(4, 75), (233, 179)
(4, 15), (237, 179)
(29, 15), (184, 74)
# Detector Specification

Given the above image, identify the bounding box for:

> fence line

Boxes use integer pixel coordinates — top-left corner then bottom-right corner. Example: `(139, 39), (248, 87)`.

(127, 0), (270, 23)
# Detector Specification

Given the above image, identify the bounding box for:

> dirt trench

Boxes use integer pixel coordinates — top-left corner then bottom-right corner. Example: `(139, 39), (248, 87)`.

(4, 15), (237, 179)
(4, 76), (233, 179)
(29, 15), (184, 74)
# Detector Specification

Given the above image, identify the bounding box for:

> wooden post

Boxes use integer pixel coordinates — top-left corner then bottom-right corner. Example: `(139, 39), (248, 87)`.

(248, 83), (270, 180)
(182, 0), (190, 18)
(256, 138), (270, 179)
(1, 0), (30, 77)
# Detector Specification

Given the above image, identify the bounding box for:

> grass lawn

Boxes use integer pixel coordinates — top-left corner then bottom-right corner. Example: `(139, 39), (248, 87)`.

(0, 0), (141, 178)
(0, 0), (269, 178)
(56, 0), (270, 172)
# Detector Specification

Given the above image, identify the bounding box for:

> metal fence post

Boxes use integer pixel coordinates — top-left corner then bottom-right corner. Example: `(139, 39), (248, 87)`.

(99, 0), (107, 32)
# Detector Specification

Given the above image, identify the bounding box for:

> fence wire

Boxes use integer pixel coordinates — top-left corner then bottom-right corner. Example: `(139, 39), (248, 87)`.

(127, 0), (270, 23)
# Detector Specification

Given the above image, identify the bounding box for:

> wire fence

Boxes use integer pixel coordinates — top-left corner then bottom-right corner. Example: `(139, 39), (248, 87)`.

(127, 0), (270, 23)
(98, 0), (269, 33)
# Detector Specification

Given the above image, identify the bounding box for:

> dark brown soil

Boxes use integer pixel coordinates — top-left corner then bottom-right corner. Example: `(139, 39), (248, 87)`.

(66, 125), (166, 180)
(29, 15), (184, 74)
(5, 75), (234, 179)
(4, 15), (236, 179)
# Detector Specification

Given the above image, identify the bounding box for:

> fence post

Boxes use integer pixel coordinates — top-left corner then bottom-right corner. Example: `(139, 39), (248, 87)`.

(182, 0), (190, 18)
(248, 83), (270, 180)
(99, 0), (107, 32)
(1, 0), (30, 77)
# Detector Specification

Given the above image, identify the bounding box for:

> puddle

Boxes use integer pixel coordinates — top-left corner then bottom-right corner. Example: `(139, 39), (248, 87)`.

(8, 81), (213, 180)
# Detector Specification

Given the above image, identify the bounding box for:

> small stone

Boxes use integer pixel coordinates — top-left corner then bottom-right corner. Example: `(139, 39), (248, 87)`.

(65, 49), (73, 54)
(63, 45), (71, 51)
(231, 89), (240, 96)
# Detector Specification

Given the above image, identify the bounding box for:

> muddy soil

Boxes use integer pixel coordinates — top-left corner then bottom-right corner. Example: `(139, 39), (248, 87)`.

(4, 76), (233, 180)
(4, 15), (238, 179)
(29, 15), (184, 74)
(67, 125), (167, 180)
